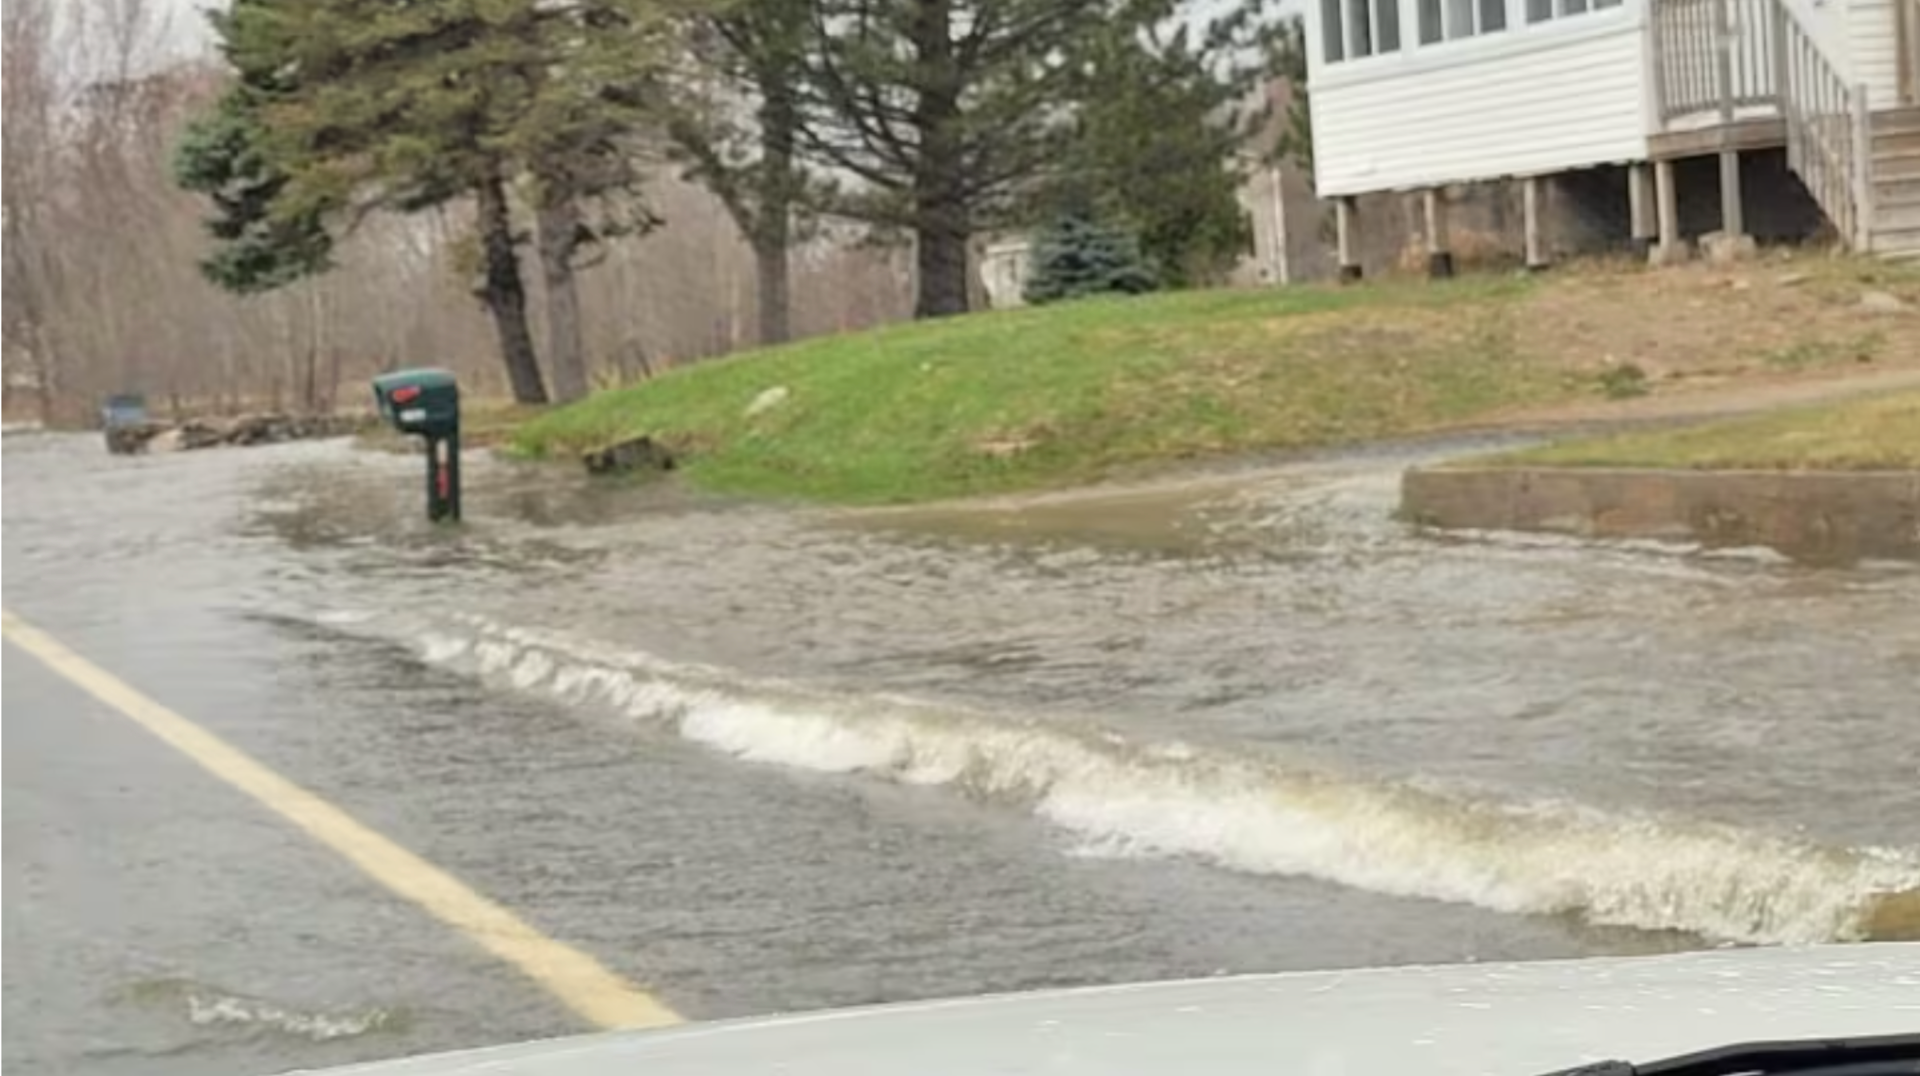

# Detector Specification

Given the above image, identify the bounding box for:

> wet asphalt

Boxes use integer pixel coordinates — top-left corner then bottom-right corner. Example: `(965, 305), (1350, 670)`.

(2, 584), (1659, 1075)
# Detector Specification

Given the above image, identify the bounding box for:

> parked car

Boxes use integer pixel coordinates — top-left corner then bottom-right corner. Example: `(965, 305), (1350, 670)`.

(307, 942), (1920, 1076)
(100, 393), (151, 455)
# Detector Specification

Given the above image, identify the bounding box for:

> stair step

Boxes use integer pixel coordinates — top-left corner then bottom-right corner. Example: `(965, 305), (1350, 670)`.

(1874, 129), (1920, 155)
(1873, 108), (1920, 136)
(1869, 224), (1920, 254)
(1875, 202), (1920, 231)
(1877, 179), (1920, 209)
(1876, 148), (1920, 181)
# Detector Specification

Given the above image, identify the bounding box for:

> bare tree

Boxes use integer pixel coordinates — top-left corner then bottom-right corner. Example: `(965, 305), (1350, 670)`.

(3, 0), (50, 417)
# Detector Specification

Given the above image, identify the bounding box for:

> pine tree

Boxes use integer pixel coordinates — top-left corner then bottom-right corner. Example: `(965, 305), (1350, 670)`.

(1041, 1), (1272, 287)
(173, 0), (334, 295)
(184, 0), (695, 404)
(174, 89), (335, 295)
(669, 0), (815, 346)
(508, 1), (690, 400)
(1021, 211), (1157, 305)
(795, 0), (1145, 320)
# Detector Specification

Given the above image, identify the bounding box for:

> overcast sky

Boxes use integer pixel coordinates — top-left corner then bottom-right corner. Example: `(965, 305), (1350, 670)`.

(160, 0), (219, 57)
(126, 0), (1289, 76)
(47, 0), (215, 84)
(143, 0), (1283, 56)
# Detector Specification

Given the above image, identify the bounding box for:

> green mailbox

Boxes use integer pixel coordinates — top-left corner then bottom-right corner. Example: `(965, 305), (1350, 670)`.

(371, 368), (462, 522)
(373, 368), (459, 436)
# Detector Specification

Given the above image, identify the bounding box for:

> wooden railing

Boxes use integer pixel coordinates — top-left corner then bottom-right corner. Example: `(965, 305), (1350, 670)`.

(1651, 0), (1776, 123)
(1651, 0), (1875, 250)
(1772, 0), (1874, 247)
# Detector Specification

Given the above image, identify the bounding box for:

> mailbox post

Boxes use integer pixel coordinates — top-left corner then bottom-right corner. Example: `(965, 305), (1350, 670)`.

(371, 368), (462, 522)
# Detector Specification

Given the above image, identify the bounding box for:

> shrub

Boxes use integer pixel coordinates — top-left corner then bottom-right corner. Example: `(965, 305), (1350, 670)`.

(1022, 213), (1158, 305)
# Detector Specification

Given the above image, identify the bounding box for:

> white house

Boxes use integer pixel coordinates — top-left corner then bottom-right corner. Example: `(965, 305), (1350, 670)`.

(1304, 0), (1920, 268)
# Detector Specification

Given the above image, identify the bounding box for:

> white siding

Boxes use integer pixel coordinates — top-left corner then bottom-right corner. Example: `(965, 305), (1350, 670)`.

(1844, 0), (1902, 104)
(1311, 12), (1650, 195)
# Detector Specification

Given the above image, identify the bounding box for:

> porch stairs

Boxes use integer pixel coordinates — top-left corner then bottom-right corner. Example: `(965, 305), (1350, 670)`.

(1872, 107), (1920, 260)
(1654, 0), (1920, 260)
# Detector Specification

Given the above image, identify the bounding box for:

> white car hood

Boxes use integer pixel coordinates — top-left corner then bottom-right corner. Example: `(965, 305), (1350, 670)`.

(308, 943), (1920, 1076)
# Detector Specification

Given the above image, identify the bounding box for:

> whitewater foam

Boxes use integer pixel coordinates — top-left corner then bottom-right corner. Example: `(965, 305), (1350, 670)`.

(412, 613), (1920, 947)
(125, 978), (397, 1042)
(185, 991), (394, 1041)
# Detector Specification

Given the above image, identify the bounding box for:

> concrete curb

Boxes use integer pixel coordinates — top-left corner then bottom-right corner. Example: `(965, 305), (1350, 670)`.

(1400, 466), (1920, 564)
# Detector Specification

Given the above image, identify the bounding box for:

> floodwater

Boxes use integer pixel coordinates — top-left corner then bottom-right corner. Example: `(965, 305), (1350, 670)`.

(4, 430), (1917, 1074)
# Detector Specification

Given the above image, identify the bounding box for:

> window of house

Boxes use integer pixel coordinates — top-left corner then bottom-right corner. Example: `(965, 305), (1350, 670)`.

(1528, 0), (1620, 23)
(1420, 0), (1506, 42)
(1322, 0), (1345, 61)
(1323, 0), (1402, 62)
(1348, 0), (1374, 56)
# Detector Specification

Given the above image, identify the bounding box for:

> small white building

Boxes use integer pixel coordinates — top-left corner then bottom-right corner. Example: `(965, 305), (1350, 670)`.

(1304, 0), (1920, 266)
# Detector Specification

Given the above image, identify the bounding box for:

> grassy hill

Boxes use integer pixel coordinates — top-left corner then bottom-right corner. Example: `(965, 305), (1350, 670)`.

(510, 255), (1920, 504)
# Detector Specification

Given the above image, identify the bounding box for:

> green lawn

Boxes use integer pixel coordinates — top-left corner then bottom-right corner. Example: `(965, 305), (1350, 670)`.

(508, 254), (1920, 503)
(509, 276), (1601, 503)
(1494, 390), (1920, 471)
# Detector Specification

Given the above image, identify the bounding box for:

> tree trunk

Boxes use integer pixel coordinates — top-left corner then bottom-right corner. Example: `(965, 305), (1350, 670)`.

(301, 281), (323, 414)
(753, 80), (798, 346)
(325, 344), (343, 414)
(752, 235), (790, 346)
(218, 333), (238, 415)
(908, 0), (970, 319)
(30, 327), (58, 427)
(535, 199), (590, 402)
(913, 212), (971, 319)
(475, 171), (549, 405)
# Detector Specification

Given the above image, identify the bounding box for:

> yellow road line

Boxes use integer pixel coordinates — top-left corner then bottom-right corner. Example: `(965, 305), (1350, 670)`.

(1, 608), (683, 1032)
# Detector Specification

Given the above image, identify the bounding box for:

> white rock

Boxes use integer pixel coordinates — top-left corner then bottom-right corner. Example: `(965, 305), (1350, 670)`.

(1858, 290), (1909, 314)
(745, 385), (790, 418)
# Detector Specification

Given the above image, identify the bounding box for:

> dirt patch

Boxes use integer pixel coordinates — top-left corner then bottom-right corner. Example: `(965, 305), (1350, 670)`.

(1514, 256), (1919, 383)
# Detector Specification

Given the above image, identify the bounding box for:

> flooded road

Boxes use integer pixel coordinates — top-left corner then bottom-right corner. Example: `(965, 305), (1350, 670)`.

(5, 430), (1917, 1075)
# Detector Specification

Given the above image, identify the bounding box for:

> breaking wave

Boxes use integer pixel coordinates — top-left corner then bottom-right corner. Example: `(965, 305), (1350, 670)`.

(414, 613), (1920, 947)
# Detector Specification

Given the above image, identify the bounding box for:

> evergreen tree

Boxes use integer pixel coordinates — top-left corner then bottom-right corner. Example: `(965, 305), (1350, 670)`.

(1021, 211), (1157, 305)
(512, 4), (689, 400)
(229, 0), (555, 402)
(669, 0), (815, 346)
(1042, 1), (1273, 287)
(182, 0), (694, 404)
(173, 0), (333, 295)
(795, 0), (1152, 320)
